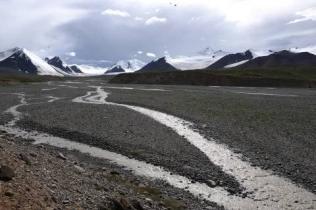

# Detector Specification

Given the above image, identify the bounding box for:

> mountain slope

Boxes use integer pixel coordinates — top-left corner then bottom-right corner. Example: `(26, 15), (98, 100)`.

(167, 50), (229, 70)
(68, 65), (83, 74)
(137, 57), (179, 73)
(46, 56), (82, 74)
(106, 66), (125, 74)
(207, 50), (254, 69)
(0, 48), (63, 76)
(239, 50), (316, 68)
(116, 59), (145, 72)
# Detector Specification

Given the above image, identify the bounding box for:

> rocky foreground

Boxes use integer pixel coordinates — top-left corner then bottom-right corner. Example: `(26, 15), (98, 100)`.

(0, 130), (219, 210)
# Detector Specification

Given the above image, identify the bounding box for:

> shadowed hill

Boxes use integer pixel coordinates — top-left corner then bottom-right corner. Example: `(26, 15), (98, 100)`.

(239, 51), (316, 68)
(207, 50), (253, 69)
(137, 57), (179, 73)
(110, 67), (316, 88)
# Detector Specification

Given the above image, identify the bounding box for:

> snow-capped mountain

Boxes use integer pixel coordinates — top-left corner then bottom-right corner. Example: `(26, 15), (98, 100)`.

(0, 47), (63, 76)
(198, 47), (229, 57)
(106, 66), (125, 75)
(166, 48), (229, 70)
(207, 50), (254, 69)
(75, 65), (109, 75)
(239, 50), (316, 68)
(45, 56), (83, 75)
(289, 46), (316, 55)
(0, 47), (97, 76)
(137, 57), (179, 73)
(105, 59), (146, 75)
(115, 59), (146, 72)
(1, 47), (315, 76)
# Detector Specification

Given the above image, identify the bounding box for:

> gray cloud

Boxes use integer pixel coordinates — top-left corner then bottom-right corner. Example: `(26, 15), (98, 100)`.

(1, 0), (316, 65)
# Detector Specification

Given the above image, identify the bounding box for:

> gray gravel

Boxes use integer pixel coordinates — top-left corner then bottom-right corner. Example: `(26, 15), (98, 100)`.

(0, 132), (220, 210)
(106, 84), (316, 193)
(1, 78), (315, 208)
(18, 99), (243, 195)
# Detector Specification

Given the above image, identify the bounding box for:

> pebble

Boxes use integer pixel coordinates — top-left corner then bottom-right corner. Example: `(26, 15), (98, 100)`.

(207, 180), (217, 187)
(4, 191), (14, 197)
(74, 165), (85, 173)
(110, 171), (120, 175)
(29, 152), (37, 157)
(57, 152), (67, 160)
(19, 153), (32, 165)
(0, 165), (15, 181)
(62, 199), (70, 204)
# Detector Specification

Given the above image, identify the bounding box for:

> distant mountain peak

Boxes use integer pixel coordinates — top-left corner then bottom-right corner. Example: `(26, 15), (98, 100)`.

(239, 50), (316, 68)
(9, 47), (22, 53)
(273, 50), (295, 56)
(155, 56), (167, 63)
(198, 47), (214, 55)
(114, 59), (146, 72)
(0, 47), (64, 76)
(207, 50), (254, 69)
(137, 56), (179, 73)
(198, 47), (229, 58)
(46, 56), (82, 74)
(244, 49), (252, 55)
(46, 56), (66, 69)
(106, 65), (125, 74)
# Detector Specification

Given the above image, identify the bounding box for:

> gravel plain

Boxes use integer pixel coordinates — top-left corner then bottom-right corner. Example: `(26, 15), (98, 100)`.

(0, 132), (219, 210)
(106, 84), (316, 193)
(0, 79), (315, 209)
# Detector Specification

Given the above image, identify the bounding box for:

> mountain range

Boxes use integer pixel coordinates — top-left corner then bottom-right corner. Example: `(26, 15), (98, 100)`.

(166, 49), (228, 70)
(239, 50), (316, 68)
(0, 47), (87, 76)
(46, 56), (83, 74)
(0, 48), (64, 76)
(0, 47), (316, 77)
(105, 59), (146, 75)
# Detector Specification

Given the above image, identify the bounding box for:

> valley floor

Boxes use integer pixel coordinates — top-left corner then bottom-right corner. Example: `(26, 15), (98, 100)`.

(0, 78), (315, 209)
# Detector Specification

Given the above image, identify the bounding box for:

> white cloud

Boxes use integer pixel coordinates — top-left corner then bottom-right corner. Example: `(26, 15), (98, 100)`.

(1, 0), (316, 62)
(0, 0), (88, 55)
(101, 9), (130, 18)
(288, 7), (316, 24)
(146, 52), (157, 58)
(145, 16), (167, 25)
(134, 17), (144, 21)
(66, 51), (76, 57)
(137, 51), (143, 54)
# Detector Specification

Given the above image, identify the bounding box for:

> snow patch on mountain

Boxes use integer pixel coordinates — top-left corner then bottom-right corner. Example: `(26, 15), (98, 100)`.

(75, 64), (109, 75)
(290, 46), (316, 55)
(21, 49), (64, 76)
(115, 59), (146, 72)
(166, 54), (227, 70)
(198, 47), (229, 57)
(165, 48), (230, 70)
(250, 50), (274, 58)
(0, 47), (20, 62)
(224, 60), (250, 68)
(0, 47), (64, 76)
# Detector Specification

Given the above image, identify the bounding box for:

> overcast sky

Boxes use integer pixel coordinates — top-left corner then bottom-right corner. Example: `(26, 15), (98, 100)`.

(0, 0), (316, 65)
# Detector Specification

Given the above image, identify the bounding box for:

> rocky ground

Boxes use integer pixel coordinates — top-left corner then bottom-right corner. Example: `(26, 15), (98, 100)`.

(106, 85), (316, 193)
(0, 131), (220, 210)
(1, 79), (315, 210)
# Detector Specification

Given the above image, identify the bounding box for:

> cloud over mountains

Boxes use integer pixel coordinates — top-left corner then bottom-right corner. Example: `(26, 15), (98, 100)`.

(0, 0), (315, 65)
